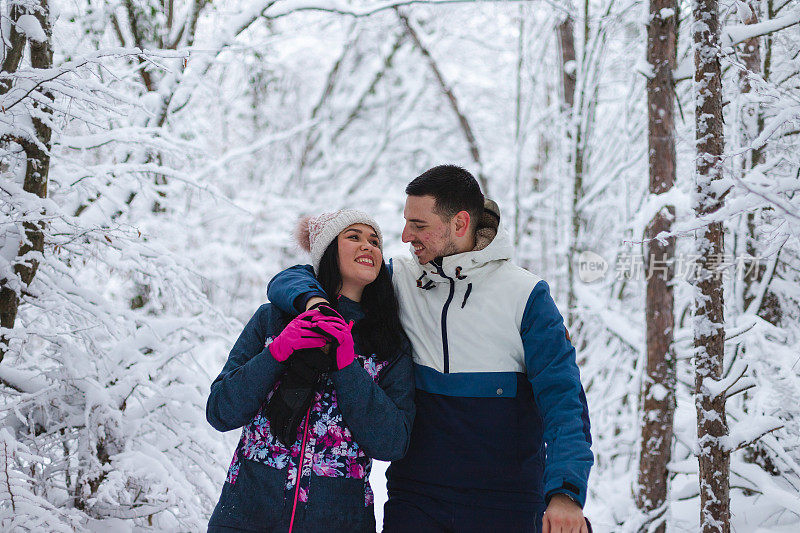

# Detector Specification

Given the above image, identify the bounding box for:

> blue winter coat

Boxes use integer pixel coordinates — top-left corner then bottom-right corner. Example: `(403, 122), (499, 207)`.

(206, 298), (415, 532)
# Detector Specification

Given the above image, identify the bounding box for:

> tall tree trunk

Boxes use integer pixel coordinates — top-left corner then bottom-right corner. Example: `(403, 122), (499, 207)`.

(557, 17), (577, 110)
(693, 0), (729, 528)
(530, 89), (552, 276)
(0, 0), (54, 363)
(636, 0), (678, 530)
(739, 0), (782, 326)
(0, 4), (27, 357)
(738, 0), (764, 284)
(0, 4), (26, 93)
(559, 1), (593, 330)
(737, 0), (782, 474)
(513, 10), (525, 247)
(557, 15), (582, 327)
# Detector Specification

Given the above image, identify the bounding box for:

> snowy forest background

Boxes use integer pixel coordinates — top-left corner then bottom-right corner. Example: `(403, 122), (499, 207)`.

(1, 0), (799, 531)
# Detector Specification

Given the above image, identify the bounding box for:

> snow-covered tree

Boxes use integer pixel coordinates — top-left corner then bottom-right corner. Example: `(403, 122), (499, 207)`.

(2, 0), (800, 530)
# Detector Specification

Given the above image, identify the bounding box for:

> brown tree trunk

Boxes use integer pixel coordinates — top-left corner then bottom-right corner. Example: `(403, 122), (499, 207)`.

(0, 0), (53, 363)
(739, 1), (782, 326)
(738, 0), (763, 256)
(693, 0), (729, 528)
(513, 11), (525, 247)
(635, 1), (678, 530)
(0, 4), (26, 93)
(737, 0), (782, 474)
(557, 15), (582, 327)
(557, 17), (577, 110)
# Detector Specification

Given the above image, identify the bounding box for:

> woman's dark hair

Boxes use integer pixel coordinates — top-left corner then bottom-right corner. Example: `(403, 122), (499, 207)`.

(316, 238), (406, 362)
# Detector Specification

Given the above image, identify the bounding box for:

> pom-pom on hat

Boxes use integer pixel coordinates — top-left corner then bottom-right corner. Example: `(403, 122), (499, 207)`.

(295, 209), (383, 273)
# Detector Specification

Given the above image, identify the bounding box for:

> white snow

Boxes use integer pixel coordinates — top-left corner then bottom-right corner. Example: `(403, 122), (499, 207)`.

(15, 14), (46, 42)
(2, 1), (800, 532)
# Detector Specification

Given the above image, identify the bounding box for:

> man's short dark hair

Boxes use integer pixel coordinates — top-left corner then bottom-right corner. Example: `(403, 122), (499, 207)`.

(406, 165), (484, 230)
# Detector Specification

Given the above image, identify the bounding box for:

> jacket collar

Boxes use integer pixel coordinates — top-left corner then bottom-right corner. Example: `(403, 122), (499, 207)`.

(410, 223), (513, 284)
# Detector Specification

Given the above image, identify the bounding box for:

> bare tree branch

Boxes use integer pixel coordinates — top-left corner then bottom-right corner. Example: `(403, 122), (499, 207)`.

(109, 13), (128, 47)
(397, 9), (489, 192)
(294, 25), (359, 182)
(332, 33), (406, 143)
(123, 0), (155, 92)
(264, 0), (549, 20)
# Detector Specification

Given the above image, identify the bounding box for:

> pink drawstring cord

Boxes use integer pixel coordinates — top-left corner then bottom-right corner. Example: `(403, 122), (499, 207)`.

(288, 406), (312, 533)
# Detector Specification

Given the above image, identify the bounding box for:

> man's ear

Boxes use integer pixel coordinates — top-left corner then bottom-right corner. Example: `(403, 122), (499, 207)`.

(453, 210), (471, 238)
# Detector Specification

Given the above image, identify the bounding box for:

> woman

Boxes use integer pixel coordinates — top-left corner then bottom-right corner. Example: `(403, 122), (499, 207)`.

(206, 209), (415, 533)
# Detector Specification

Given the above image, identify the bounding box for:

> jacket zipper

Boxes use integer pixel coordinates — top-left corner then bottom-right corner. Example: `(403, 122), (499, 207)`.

(435, 265), (456, 374)
(288, 405), (312, 533)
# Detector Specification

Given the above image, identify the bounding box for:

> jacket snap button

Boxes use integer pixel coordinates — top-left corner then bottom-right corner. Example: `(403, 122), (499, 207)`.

(496, 388), (503, 395)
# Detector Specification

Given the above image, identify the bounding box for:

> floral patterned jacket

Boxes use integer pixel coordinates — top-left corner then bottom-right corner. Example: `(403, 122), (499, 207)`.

(207, 299), (415, 533)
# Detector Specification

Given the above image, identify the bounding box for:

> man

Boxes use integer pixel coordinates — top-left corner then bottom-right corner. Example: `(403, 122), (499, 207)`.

(268, 165), (592, 533)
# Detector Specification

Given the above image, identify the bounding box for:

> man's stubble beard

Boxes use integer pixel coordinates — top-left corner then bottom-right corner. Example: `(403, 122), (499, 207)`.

(436, 226), (460, 259)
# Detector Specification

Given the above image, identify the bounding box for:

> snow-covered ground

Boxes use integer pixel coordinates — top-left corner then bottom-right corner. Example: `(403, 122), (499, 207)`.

(371, 460), (391, 528)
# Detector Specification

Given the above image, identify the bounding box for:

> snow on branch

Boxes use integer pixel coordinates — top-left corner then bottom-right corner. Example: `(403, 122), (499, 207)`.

(14, 14), (47, 43)
(723, 8), (800, 47)
(0, 429), (78, 531)
(760, 434), (800, 480)
(0, 47), (188, 116)
(723, 415), (783, 452)
(732, 463), (800, 517)
(575, 284), (643, 350)
(673, 9), (800, 81)
(702, 360), (752, 400)
(0, 366), (48, 394)
(397, 8), (488, 192)
(262, 0), (541, 19)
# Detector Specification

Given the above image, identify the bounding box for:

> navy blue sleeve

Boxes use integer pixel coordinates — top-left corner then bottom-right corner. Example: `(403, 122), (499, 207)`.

(331, 345), (415, 461)
(522, 280), (593, 508)
(267, 262), (394, 313)
(206, 304), (287, 432)
(266, 264), (328, 313)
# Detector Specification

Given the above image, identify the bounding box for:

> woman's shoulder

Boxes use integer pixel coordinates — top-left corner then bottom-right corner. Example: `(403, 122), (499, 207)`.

(251, 302), (294, 333)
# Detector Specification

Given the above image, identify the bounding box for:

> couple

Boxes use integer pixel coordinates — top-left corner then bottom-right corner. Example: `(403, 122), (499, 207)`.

(206, 165), (593, 533)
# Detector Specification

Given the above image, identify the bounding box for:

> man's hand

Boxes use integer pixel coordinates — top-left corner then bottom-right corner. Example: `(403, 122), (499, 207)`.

(542, 494), (588, 533)
(305, 297), (329, 311)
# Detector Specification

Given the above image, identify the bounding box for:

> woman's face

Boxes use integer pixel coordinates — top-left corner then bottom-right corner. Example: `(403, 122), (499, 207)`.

(337, 223), (382, 290)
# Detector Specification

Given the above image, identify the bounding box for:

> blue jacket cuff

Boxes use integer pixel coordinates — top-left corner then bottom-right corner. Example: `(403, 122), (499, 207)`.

(292, 290), (329, 313)
(545, 479), (586, 508)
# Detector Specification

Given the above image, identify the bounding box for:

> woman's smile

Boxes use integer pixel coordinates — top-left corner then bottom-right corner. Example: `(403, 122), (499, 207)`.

(355, 254), (375, 266)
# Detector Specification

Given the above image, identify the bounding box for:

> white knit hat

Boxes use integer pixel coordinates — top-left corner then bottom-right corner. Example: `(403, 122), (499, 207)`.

(295, 209), (383, 273)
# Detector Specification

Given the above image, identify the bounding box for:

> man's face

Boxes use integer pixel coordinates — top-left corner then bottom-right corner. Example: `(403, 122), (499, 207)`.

(402, 195), (459, 264)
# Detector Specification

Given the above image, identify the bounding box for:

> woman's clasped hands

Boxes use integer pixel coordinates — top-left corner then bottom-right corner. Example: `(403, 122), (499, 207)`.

(268, 304), (356, 370)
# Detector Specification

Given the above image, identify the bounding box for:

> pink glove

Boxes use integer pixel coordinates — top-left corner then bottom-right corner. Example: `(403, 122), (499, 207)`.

(312, 318), (356, 369)
(269, 311), (328, 362)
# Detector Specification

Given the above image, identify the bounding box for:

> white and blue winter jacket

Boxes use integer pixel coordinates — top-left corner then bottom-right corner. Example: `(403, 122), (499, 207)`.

(267, 224), (592, 509)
